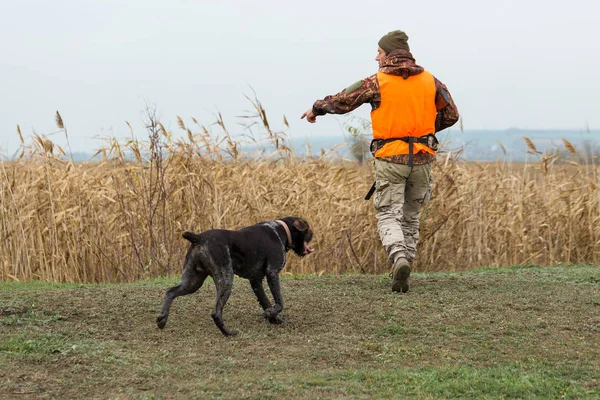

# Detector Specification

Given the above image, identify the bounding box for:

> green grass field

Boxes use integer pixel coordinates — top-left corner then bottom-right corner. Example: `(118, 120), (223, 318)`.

(1, 265), (599, 399)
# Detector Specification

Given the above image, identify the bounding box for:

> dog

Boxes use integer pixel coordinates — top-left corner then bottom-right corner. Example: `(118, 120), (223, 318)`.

(156, 217), (314, 336)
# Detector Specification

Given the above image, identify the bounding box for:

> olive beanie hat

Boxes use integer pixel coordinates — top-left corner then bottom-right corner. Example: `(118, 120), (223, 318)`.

(378, 30), (410, 53)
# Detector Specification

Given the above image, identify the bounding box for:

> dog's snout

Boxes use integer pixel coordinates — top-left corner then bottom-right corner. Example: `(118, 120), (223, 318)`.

(303, 242), (315, 255)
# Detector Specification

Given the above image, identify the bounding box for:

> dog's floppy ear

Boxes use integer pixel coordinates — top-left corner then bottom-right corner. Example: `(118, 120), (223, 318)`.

(292, 219), (308, 232)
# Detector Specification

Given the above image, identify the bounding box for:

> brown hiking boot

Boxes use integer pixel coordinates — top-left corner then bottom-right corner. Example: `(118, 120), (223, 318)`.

(391, 258), (411, 293)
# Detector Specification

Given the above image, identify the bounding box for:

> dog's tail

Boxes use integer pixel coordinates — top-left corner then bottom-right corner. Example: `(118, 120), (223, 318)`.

(182, 231), (202, 244)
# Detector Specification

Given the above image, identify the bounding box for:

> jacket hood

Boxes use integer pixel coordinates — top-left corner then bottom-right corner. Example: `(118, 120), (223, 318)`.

(379, 49), (424, 79)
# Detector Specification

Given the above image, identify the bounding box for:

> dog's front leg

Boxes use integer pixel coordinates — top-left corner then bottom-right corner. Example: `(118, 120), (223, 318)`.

(251, 279), (283, 324)
(250, 278), (272, 310)
(264, 271), (284, 319)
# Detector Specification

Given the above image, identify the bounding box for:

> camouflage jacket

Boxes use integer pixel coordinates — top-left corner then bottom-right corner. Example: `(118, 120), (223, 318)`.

(312, 50), (459, 164)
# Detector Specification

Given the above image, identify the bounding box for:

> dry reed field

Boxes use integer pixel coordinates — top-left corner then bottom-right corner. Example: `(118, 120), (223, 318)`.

(1, 106), (599, 283)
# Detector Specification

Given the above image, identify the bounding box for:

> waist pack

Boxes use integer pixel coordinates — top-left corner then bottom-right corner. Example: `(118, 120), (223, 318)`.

(364, 134), (438, 201)
(370, 134), (438, 167)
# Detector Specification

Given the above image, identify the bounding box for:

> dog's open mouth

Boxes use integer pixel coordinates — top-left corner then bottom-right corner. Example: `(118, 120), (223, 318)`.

(303, 243), (314, 255)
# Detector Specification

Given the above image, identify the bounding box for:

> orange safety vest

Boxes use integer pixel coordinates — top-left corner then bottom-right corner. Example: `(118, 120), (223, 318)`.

(371, 71), (437, 158)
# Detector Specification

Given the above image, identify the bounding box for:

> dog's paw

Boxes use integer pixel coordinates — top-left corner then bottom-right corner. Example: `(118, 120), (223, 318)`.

(263, 308), (277, 319)
(268, 316), (285, 325)
(264, 306), (283, 319)
(156, 315), (167, 329)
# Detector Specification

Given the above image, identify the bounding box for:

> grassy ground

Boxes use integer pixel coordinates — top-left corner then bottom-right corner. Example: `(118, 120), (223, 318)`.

(1, 265), (599, 399)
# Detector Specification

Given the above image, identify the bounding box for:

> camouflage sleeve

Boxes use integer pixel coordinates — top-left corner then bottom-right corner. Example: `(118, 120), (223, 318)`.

(433, 77), (459, 132)
(312, 75), (380, 116)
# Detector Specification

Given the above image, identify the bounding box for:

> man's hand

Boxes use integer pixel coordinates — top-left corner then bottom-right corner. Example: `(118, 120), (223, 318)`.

(301, 108), (317, 123)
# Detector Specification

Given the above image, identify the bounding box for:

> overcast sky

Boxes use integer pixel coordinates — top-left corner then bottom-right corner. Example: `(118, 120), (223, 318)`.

(1, 0), (599, 154)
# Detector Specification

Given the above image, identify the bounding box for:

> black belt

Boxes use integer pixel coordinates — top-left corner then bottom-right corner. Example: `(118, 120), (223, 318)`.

(364, 134), (438, 200)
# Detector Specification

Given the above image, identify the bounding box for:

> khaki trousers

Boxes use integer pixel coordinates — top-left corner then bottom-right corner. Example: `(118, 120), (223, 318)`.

(373, 159), (433, 265)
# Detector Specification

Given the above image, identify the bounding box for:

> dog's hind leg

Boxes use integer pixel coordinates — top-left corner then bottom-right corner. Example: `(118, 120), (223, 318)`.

(211, 272), (236, 336)
(250, 279), (283, 325)
(156, 267), (208, 329)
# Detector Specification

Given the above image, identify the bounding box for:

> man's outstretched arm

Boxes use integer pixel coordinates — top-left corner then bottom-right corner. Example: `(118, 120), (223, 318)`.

(301, 75), (379, 123)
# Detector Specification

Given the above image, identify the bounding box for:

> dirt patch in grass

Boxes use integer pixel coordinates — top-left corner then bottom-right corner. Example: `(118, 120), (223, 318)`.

(1, 265), (599, 399)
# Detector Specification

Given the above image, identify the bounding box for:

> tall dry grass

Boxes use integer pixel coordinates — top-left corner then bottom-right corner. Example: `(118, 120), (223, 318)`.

(1, 103), (600, 283)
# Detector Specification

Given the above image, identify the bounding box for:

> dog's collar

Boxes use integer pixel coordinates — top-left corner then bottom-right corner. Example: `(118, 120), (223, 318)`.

(275, 220), (292, 249)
